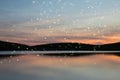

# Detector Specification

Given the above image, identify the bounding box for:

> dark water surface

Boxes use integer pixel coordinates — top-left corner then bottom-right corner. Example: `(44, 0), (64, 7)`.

(0, 51), (120, 80)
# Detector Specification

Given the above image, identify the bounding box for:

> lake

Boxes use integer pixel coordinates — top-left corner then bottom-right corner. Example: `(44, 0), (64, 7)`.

(0, 51), (120, 80)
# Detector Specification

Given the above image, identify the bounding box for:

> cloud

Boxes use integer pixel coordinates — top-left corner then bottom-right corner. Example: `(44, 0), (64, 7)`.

(16, 18), (65, 29)
(1, 9), (120, 45)
(0, 9), (13, 15)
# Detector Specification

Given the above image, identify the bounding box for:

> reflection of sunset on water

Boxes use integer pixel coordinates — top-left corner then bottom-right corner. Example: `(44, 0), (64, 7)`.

(1, 54), (120, 67)
(0, 54), (120, 80)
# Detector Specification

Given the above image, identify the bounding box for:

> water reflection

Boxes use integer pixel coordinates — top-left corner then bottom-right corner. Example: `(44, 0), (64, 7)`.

(0, 54), (120, 80)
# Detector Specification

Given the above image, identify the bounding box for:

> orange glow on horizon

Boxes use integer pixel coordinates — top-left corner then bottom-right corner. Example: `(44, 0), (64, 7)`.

(1, 33), (120, 46)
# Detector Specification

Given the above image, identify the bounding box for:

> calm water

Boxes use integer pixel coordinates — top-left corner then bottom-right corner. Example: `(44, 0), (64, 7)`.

(0, 52), (120, 80)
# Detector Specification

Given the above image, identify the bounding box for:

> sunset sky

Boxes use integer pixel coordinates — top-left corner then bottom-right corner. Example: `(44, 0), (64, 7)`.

(0, 0), (120, 45)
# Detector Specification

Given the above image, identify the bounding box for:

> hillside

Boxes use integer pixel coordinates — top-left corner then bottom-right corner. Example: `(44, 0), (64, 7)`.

(0, 40), (120, 51)
(0, 41), (30, 51)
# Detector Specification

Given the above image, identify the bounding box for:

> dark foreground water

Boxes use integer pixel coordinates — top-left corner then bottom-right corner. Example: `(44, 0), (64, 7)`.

(0, 52), (120, 80)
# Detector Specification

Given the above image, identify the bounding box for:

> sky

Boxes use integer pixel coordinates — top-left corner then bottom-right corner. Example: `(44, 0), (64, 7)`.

(0, 0), (120, 45)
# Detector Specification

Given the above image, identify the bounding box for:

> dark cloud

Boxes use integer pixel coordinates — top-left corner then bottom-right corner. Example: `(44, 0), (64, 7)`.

(0, 9), (13, 15)
(0, 30), (35, 38)
(101, 26), (120, 36)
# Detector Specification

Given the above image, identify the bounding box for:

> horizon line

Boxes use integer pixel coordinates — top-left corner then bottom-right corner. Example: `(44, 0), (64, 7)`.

(0, 40), (120, 46)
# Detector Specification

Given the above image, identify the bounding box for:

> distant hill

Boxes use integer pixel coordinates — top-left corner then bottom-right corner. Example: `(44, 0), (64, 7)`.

(32, 43), (94, 51)
(0, 41), (30, 51)
(0, 40), (120, 51)
(95, 42), (120, 50)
